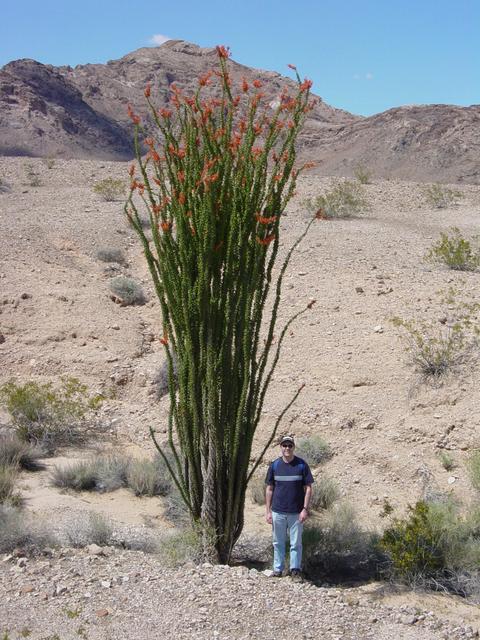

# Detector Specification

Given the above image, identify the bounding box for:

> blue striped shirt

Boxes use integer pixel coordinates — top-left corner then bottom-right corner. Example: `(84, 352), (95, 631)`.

(265, 456), (314, 514)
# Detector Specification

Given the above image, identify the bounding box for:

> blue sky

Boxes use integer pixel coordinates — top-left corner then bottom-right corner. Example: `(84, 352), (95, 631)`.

(1, 0), (478, 116)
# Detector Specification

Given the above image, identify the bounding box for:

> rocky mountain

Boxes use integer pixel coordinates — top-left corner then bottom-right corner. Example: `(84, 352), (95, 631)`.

(1, 40), (479, 183)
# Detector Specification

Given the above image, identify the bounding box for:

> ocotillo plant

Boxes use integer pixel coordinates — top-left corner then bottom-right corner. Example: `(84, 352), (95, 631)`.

(125, 46), (317, 562)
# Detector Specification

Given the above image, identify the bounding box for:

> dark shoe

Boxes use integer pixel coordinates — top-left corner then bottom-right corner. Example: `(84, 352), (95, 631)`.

(272, 571), (283, 577)
(290, 569), (303, 582)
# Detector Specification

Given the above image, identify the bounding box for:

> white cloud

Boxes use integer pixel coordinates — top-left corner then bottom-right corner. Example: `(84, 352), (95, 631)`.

(365, 72), (374, 80)
(149, 34), (171, 46)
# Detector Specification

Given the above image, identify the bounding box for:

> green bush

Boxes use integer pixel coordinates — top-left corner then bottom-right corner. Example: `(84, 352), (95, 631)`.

(0, 434), (45, 471)
(95, 247), (127, 265)
(0, 378), (103, 452)
(109, 276), (146, 305)
(423, 183), (463, 209)
(296, 434), (332, 466)
(425, 227), (480, 272)
(310, 476), (340, 511)
(380, 499), (480, 595)
(93, 178), (125, 201)
(353, 164), (372, 184)
(303, 180), (370, 219)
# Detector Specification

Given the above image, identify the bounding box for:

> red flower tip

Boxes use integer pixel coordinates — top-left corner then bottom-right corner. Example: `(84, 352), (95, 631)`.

(127, 104), (140, 125)
(216, 45), (231, 59)
(253, 79), (263, 89)
(256, 233), (276, 246)
(159, 108), (172, 119)
(144, 83), (151, 98)
(300, 78), (313, 92)
(128, 164), (135, 177)
(287, 63), (297, 70)
(160, 221), (172, 233)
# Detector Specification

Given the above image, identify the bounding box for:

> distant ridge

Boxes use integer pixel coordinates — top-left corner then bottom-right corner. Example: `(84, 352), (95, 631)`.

(0, 41), (479, 183)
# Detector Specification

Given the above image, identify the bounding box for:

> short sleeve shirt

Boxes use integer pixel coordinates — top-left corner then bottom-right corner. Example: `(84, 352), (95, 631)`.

(265, 456), (314, 514)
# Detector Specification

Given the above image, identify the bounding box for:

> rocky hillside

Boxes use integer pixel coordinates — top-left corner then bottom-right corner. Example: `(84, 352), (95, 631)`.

(1, 40), (479, 183)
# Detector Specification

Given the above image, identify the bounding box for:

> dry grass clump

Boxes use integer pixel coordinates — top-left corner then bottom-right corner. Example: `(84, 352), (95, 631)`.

(309, 476), (340, 512)
(109, 276), (146, 305)
(0, 505), (55, 553)
(304, 180), (370, 219)
(93, 177), (125, 201)
(296, 434), (332, 466)
(154, 354), (178, 400)
(249, 476), (266, 505)
(63, 511), (114, 547)
(51, 455), (129, 492)
(0, 434), (45, 471)
(95, 247), (127, 265)
(23, 163), (42, 187)
(467, 452), (480, 492)
(157, 527), (206, 567)
(51, 454), (173, 497)
(0, 464), (21, 506)
(303, 502), (381, 580)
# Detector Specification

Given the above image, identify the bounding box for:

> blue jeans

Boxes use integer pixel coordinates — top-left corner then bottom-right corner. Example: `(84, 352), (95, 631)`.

(272, 511), (303, 572)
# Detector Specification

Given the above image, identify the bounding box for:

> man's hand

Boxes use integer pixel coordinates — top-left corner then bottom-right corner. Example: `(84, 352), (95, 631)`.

(299, 508), (309, 523)
(266, 511), (273, 525)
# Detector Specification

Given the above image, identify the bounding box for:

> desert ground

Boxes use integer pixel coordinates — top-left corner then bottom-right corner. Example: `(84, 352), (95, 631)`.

(0, 156), (480, 639)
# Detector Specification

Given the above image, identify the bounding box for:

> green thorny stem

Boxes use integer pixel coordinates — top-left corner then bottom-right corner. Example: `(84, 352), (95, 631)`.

(125, 46), (318, 563)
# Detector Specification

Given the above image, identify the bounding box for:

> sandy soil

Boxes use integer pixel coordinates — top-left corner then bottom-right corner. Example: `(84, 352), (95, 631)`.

(1, 156), (480, 636)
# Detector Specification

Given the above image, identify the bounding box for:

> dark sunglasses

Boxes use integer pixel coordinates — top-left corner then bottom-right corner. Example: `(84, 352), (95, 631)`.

(281, 443), (294, 448)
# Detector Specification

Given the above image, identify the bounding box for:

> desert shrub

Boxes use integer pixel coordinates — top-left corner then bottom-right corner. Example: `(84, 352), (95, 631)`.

(109, 276), (146, 305)
(64, 511), (114, 547)
(0, 434), (45, 471)
(310, 476), (340, 511)
(126, 455), (172, 497)
(249, 476), (266, 505)
(467, 452), (480, 491)
(95, 247), (127, 265)
(24, 163), (42, 187)
(51, 455), (129, 492)
(303, 180), (370, 219)
(438, 451), (454, 471)
(303, 502), (382, 579)
(0, 464), (21, 506)
(0, 505), (55, 553)
(380, 499), (480, 595)
(392, 289), (479, 379)
(93, 178), (125, 201)
(42, 156), (56, 170)
(296, 434), (332, 466)
(423, 183), (463, 209)
(353, 163), (372, 184)
(164, 486), (190, 526)
(425, 227), (480, 272)
(0, 378), (103, 453)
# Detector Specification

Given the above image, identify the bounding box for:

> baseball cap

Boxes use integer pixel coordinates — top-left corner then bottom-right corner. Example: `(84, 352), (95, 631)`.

(280, 435), (295, 446)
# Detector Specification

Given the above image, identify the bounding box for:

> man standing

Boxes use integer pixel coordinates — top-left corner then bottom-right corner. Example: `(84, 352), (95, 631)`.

(265, 435), (314, 578)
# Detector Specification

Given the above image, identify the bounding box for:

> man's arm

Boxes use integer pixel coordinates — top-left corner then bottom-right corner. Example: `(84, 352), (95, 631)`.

(265, 484), (274, 524)
(299, 484), (312, 523)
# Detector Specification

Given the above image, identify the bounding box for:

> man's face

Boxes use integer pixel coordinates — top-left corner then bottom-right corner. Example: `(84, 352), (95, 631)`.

(281, 442), (295, 460)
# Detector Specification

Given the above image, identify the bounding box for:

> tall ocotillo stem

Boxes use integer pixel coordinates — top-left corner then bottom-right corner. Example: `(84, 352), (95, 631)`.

(125, 46), (318, 562)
